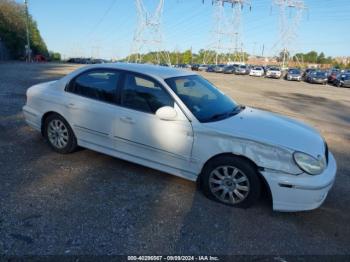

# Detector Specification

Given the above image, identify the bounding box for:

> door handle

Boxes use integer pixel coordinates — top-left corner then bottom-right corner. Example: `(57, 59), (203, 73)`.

(120, 116), (135, 124)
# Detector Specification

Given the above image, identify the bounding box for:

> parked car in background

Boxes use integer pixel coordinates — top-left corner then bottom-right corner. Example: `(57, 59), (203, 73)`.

(206, 65), (216, 72)
(285, 68), (302, 81)
(235, 65), (250, 75)
(214, 64), (226, 73)
(266, 67), (282, 79)
(328, 69), (340, 84)
(306, 71), (328, 85)
(198, 64), (209, 71)
(303, 68), (316, 79)
(191, 64), (200, 71)
(34, 54), (46, 62)
(222, 65), (235, 74)
(333, 73), (350, 88)
(23, 63), (337, 212)
(249, 66), (265, 77)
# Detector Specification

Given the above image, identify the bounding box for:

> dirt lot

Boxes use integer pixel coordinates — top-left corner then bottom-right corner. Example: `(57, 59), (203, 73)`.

(0, 62), (349, 256)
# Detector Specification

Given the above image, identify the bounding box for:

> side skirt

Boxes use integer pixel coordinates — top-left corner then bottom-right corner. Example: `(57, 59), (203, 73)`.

(77, 139), (198, 182)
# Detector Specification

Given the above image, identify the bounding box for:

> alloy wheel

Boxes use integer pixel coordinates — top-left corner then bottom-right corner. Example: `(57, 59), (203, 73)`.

(209, 165), (250, 204)
(47, 119), (69, 149)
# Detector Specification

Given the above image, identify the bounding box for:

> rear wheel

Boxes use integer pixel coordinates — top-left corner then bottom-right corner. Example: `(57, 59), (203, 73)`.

(44, 114), (77, 154)
(201, 156), (261, 208)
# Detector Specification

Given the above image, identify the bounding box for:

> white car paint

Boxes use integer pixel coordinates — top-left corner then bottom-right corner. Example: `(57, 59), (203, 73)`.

(23, 63), (337, 211)
(249, 67), (264, 77)
(266, 68), (282, 78)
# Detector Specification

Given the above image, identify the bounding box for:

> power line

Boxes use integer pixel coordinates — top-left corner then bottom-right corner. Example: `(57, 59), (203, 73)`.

(85, 0), (118, 39)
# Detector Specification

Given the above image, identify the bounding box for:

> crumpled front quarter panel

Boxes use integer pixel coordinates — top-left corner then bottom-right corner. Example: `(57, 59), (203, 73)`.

(192, 126), (301, 175)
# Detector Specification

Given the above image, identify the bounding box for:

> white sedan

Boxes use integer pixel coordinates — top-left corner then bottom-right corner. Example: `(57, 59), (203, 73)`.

(23, 63), (337, 211)
(249, 67), (265, 77)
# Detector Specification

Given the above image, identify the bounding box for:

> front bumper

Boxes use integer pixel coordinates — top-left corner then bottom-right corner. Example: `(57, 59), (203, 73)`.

(266, 74), (281, 79)
(287, 76), (301, 81)
(311, 79), (327, 84)
(261, 152), (337, 212)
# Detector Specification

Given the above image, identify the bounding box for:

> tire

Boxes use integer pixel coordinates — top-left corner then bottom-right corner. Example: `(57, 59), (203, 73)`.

(44, 113), (77, 154)
(200, 156), (261, 208)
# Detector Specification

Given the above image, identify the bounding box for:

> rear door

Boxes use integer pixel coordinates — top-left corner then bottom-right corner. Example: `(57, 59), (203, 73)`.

(65, 68), (122, 149)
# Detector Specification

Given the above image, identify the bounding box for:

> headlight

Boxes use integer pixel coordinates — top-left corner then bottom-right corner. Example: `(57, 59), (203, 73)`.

(293, 152), (326, 175)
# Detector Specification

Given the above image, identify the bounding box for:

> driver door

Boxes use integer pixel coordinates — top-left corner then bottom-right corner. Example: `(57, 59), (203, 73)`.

(114, 72), (194, 172)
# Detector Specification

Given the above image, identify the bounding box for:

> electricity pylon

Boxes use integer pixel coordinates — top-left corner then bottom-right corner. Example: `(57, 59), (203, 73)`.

(128, 0), (170, 65)
(272, 0), (306, 68)
(203, 0), (251, 65)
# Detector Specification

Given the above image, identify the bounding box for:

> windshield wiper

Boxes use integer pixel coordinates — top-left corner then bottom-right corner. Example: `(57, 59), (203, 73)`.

(206, 105), (245, 122)
(229, 105), (245, 116)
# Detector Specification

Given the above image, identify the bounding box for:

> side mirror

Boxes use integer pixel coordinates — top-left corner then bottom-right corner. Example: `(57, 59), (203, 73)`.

(156, 106), (177, 121)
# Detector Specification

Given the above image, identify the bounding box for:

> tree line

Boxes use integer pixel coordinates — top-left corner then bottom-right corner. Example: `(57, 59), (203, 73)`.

(0, 0), (60, 60)
(126, 49), (249, 65)
(126, 49), (348, 68)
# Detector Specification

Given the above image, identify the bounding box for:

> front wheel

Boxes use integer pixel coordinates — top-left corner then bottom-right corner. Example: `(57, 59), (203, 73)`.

(44, 114), (77, 154)
(200, 156), (261, 208)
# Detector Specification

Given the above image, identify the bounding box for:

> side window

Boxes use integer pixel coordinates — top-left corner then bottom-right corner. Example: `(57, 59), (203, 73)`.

(68, 70), (120, 103)
(121, 74), (174, 114)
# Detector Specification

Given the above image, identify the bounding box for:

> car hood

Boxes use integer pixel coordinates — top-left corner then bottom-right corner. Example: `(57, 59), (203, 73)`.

(204, 107), (325, 158)
(289, 73), (301, 77)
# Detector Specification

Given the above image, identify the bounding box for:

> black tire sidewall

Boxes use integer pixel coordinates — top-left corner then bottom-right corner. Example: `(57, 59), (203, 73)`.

(44, 114), (77, 154)
(201, 156), (261, 208)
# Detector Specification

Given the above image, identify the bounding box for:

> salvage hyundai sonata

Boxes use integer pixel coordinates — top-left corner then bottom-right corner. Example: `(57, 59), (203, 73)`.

(23, 63), (337, 211)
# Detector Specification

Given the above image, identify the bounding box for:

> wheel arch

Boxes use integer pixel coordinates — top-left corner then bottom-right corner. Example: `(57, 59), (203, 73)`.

(198, 152), (272, 201)
(41, 111), (69, 136)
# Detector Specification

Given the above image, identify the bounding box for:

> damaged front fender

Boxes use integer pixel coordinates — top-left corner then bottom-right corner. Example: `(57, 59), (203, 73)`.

(192, 128), (302, 176)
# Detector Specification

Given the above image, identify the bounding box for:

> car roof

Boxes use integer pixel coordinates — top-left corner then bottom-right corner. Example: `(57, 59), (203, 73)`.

(81, 63), (196, 79)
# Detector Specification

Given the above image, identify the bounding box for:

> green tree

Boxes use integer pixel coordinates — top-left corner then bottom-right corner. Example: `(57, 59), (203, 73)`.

(0, 0), (48, 59)
(182, 49), (192, 64)
(317, 52), (326, 64)
(49, 51), (61, 61)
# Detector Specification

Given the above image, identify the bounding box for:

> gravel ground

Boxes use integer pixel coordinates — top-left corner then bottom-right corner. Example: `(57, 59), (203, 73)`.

(0, 62), (349, 256)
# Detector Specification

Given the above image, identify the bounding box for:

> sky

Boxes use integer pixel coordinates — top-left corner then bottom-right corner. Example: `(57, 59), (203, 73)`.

(19, 0), (350, 59)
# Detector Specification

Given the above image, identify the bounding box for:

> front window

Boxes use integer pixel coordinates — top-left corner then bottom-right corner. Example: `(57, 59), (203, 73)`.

(121, 73), (174, 114)
(165, 75), (242, 123)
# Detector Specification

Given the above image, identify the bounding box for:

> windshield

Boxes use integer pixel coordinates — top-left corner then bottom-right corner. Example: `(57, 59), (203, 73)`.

(165, 75), (241, 123)
(269, 67), (280, 71)
(315, 72), (327, 77)
(289, 69), (300, 74)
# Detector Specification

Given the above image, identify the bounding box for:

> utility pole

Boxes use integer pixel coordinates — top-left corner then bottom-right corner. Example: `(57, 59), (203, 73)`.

(261, 44), (265, 57)
(24, 0), (31, 62)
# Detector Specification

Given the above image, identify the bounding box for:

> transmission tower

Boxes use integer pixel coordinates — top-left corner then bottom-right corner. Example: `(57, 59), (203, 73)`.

(128, 0), (170, 65)
(272, 0), (306, 68)
(203, 0), (251, 65)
